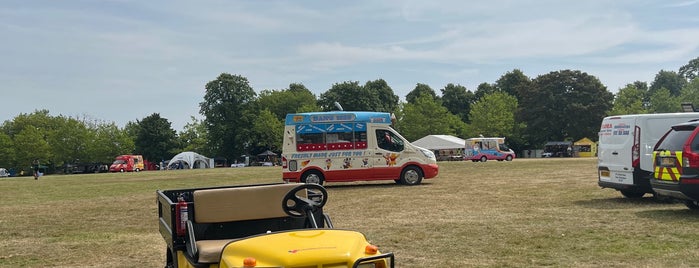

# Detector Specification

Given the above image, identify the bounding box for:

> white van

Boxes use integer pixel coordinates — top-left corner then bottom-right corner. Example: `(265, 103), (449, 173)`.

(281, 111), (439, 185)
(598, 113), (699, 198)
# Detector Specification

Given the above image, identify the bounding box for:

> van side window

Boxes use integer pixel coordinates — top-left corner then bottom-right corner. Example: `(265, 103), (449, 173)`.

(376, 130), (404, 152)
(692, 136), (699, 151)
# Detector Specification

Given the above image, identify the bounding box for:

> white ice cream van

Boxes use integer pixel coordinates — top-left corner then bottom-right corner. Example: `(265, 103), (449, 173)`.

(281, 111), (438, 185)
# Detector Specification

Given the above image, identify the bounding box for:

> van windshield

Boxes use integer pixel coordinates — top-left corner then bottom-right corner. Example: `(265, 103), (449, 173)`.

(656, 129), (693, 151)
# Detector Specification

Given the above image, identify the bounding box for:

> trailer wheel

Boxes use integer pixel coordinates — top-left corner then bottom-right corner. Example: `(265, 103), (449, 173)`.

(399, 166), (423, 185)
(301, 170), (324, 185)
(505, 155), (513, 161)
(480, 156), (487, 162)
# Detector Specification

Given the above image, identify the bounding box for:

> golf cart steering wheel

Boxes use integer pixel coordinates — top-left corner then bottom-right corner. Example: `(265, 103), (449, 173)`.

(282, 183), (328, 219)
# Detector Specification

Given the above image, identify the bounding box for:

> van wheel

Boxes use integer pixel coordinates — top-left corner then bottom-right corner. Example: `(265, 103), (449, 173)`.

(399, 166), (423, 185)
(480, 156), (487, 162)
(685, 200), (699, 210)
(505, 155), (513, 161)
(620, 190), (644, 198)
(301, 170), (324, 185)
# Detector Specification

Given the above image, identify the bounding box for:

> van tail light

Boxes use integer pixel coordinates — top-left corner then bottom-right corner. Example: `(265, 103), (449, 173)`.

(682, 150), (699, 184)
(282, 156), (288, 169)
(631, 125), (641, 167)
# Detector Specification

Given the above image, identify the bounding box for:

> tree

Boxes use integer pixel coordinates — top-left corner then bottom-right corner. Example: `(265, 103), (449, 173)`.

(318, 81), (382, 111)
(257, 83), (319, 120)
(440, 83), (475, 123)
(0, 132), (15, 168)
(135, 113), (179, 162)
(495, 69), (532, 101)
(13, 125), (51, 173)
(648, 88), (681, 113)
(364, 79), (399, 113)
(649, 70), (686, 96)
(405, 83), (438, 104)
(521, 70), (613, 145)
(179, 116), (209, 155)
(679, 78), (699, 107)
(199, 73), (257, 161)
(249, 109), (284, 153)
(679, 56), (699, 81)
(610, 83), (648, 115)
(395, 95), (467, 142)
(468, 92), (518, 137)
(474, 82), (497, 101)
(48, 116), (91, 166)
(90, 122), (135, 163)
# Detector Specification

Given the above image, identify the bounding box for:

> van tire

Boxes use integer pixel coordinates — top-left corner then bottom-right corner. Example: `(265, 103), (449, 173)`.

(399, 166), (423, 185)
(620, 190), (644, 198)
(480, 156), (487, 162)
(301, 170), (324, 185)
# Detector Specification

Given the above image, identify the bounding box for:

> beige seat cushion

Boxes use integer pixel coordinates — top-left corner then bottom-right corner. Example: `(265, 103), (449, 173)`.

(191, 183), (306, 263)
(196, 239), (235, 263)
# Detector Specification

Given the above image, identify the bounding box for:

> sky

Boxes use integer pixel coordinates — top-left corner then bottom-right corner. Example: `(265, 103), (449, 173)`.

(2, 0), (699, 131)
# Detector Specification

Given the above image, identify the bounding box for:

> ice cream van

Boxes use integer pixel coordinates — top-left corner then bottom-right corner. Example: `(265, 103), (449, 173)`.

(281, 111), (438, 185)
(463, 137), (515, 162)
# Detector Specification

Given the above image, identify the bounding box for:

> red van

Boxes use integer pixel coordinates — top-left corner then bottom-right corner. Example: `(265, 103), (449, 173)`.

(109, 155), (145, 172)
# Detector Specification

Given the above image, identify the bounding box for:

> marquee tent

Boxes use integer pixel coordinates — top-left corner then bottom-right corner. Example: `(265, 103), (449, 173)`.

(412, 135), (465, 161)
(168, 151), (214, 169)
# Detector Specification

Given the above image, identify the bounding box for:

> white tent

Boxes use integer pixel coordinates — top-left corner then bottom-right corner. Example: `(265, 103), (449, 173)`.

(412, 135), (465, 150)
(168, 151), (214, 169)
(412, 135), (465, 161)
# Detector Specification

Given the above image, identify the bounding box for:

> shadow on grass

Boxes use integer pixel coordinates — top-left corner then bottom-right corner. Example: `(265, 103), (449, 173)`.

(574, 196), (676, 210)
(636, 207), (699, 220)
(324, 181), (432, 190)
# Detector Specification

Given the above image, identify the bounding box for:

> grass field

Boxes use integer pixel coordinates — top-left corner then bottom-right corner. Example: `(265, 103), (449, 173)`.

(1, 158), (698, 267)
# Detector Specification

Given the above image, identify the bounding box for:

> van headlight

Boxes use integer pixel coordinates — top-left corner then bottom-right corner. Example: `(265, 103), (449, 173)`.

(418, 148), (436, 160)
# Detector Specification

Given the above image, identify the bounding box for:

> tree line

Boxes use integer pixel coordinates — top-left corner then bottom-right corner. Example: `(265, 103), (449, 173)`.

(2, 56), (698, 174)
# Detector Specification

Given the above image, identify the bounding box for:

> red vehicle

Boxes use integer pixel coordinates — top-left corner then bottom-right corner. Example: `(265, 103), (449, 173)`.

(109, 155), (145, 172)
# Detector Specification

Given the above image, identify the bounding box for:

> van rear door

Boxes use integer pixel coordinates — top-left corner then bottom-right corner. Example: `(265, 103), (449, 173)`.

(598, 116), (635, 186)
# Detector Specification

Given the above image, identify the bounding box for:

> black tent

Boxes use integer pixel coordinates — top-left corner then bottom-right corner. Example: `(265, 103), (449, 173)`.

(257, 150), (278, 163)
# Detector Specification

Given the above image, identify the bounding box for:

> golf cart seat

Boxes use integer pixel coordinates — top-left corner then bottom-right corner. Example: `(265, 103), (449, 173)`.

(186, 183), (312, 264)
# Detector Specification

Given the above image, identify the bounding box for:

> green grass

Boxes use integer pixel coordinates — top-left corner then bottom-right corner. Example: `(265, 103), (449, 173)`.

(1, 158), (698, 267)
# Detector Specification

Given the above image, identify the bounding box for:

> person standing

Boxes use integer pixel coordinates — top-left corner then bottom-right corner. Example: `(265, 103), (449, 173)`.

(32, 159), (40, 180)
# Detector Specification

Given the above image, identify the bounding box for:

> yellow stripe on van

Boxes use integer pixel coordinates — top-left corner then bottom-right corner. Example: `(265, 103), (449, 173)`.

(653, 151), (683, 182)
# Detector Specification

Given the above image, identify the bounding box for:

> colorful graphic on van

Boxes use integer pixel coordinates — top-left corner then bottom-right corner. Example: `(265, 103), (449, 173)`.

(383, 153), (399, 166)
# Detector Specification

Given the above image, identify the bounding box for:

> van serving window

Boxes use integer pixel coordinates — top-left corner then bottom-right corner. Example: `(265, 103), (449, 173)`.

(296, 123), (367, 151)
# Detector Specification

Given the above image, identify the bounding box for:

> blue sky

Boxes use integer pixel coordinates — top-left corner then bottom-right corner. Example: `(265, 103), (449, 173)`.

(2, 0), (698, 131)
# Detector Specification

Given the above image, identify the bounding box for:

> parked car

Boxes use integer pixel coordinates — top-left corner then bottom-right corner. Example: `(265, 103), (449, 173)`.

(650, 120), (699, 209)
